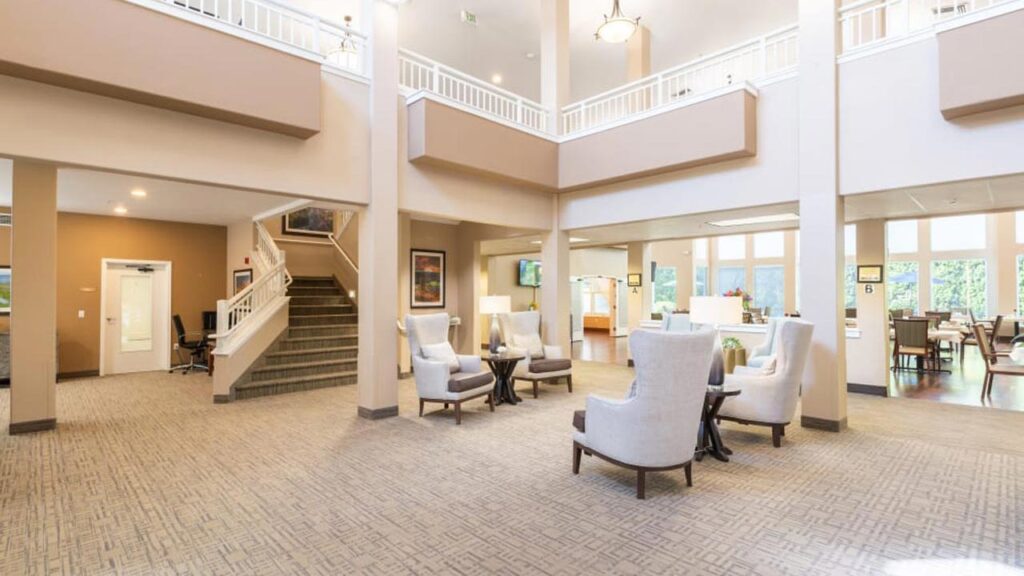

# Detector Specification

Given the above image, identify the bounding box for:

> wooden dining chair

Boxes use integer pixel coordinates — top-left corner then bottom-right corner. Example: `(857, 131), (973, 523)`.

(973, 323), (1023, 400)
(892, 318), (939, 373)
(962, 314), (1003, 364)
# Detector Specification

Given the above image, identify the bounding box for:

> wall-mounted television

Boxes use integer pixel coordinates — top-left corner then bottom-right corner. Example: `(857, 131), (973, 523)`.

(518, 259), (542, 287)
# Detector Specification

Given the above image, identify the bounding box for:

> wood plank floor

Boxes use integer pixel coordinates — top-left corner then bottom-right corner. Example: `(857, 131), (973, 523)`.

(571, 330), (629, 365)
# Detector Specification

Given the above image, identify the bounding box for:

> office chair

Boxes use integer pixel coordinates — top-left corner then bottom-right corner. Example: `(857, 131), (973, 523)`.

(170, 314), (209, 375)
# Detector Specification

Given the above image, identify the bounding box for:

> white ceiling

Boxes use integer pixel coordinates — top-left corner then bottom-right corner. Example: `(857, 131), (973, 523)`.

(0, 161), (315, 226)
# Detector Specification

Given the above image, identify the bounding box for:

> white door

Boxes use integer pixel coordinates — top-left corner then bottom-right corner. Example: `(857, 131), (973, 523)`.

(570, 277), (584, 342)
(614, 278), (630, 337)
(102, 261), (171, 375)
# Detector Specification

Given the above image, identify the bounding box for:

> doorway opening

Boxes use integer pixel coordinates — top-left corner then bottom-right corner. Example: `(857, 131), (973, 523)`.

(571, 275), (629, 364)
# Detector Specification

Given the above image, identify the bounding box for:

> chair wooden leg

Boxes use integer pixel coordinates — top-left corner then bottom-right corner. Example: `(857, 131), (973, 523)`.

(987, 373), (994, 398)
(444, 403), (449, 409)
(780, 425), (786, 437)
(533, 381), (539, 399)
(454, 402), (462, 425)
(566, 374), (573, 393)
(771, 424), (783, 448)
(572, 444), (582, 474)
(487, 392), (495, 412)
(683, 461), (692, 487)
(418, 399), (424, 417)
(636, 470), (646, 500)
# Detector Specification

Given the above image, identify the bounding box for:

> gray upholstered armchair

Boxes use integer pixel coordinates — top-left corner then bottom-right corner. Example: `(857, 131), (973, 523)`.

(572, 329), (715, 499)
(405, 313), (494, 424)
(500, 311), (572, 398)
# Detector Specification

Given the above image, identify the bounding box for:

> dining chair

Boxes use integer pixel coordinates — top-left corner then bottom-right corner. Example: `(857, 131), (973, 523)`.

(973, 323), (1023, 400)
(962, 314), (1003, 364)
(892, 318), (940, 373)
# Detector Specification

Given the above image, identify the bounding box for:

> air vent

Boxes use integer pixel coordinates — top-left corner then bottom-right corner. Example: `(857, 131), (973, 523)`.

(0, 214), (11, 226)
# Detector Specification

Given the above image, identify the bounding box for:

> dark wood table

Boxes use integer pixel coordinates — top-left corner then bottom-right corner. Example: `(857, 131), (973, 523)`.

(485, 352), (525, 405)
(696, 386), (741, 463)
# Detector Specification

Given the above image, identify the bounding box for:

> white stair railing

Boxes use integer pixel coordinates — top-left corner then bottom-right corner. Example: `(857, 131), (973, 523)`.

(398, 49), (549, 134)
(215, 221), (290, 351)
(839, 0), (1014, 53)
(561, 24), (798, 136)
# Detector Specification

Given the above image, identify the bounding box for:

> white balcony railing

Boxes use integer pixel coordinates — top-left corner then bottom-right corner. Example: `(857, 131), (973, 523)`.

(215, 221), (290, 351)
(839, 0), (1014, 53)
(138, 0), (368, 76)
(561, 24), (798, 136)
(399, 49), (549, 134)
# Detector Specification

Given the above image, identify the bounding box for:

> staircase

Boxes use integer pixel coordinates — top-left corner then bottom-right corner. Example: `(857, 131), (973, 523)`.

(233, 277), (358, 400)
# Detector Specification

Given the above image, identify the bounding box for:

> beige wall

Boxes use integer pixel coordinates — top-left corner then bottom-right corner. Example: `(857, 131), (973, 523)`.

(650, 239), (694, 312)
(407, 220), (460, 319)
(938, 9), (1024, 120)
(0, 72), (369, 203)
(559, 88), (757, 190)
(0, 0), (322, 138)
(226, 220), (255, 296)
(57, 213), (227, 375)
(569, 247), (628, 278)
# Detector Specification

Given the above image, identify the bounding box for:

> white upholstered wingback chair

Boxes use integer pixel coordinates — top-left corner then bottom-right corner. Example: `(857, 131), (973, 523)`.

(717, 319), (814, 446)
(499, 311), (573, 398)
(746, 318), (780, 368)
(572, 329), (715, 499)
(405, 313), (494, 424)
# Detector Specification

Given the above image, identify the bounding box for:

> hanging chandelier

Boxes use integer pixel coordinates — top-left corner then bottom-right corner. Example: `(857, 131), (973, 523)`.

(329, 16), (359, 55)
(595, 0), (640, 44)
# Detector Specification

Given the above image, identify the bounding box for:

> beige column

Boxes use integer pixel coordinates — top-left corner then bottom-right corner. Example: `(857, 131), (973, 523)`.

(850, 220), (889, 393)
(10, 161), (58, 434)
(540, 0), (570, 134)
(626, 242), (646, 330)
(454, 225), (483, 355)
(540, 197), (571, 352)
(397, 212), (412, 376)
(357, 0), (400, 419)
(991, 213), (1015, 316)
(797, 0), (847, 431)
(784, 230), (798, 314)
(626, 25), (651, 82)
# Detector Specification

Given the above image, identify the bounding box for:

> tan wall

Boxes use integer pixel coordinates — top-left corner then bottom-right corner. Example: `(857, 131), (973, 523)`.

(0, 0), (321, 138)
(407, 220), (460, 319)
(559, 88), (757, 190)
(938, 9), (1024, 120)
(0, 72), (369, 203)
(226, 220), (255, 296)
(407, 98), (559, 190)
(57, 213), (227, 375)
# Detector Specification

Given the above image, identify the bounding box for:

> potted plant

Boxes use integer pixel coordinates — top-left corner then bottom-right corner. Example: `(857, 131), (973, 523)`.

(723, 288), (753, 311)
(720, 336), (746, 373)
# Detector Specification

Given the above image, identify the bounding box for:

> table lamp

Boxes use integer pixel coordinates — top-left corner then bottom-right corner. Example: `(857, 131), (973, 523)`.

(480, 295), (511, 354)
(690, 296), (743, 387)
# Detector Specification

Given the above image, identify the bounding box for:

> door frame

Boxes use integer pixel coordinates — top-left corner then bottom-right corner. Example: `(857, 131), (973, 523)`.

(99, 258), (173, 376)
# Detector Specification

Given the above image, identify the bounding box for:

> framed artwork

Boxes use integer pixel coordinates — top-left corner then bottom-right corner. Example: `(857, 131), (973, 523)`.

(411, 249), (445, 308)
(233, 268), (253, 295)
(857, 265), (883, 283)
(0, 267), (9, 314)
(627, 273), (642, 287)
(282, 208), (335, 237)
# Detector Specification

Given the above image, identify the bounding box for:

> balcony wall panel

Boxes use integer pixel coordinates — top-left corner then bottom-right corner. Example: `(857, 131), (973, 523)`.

(938, 8), (1024, 120)
(0, 0), (321, 138)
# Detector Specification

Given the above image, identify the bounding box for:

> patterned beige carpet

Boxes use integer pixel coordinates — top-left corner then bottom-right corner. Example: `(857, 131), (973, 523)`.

(1, 362), (1022, 575)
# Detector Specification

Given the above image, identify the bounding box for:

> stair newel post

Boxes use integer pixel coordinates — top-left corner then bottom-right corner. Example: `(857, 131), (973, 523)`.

(217, 299), (229, 335)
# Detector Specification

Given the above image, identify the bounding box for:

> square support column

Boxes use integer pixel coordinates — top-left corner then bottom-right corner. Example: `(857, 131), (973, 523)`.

(455, 225), (483, 356)
(851, 220), (889, 395)
(357, 0), (400, 420)
(541, 197), (570, 352)
(540, 0), (570, 134)
(10, 161), (58, 434)
(397, 212), (412, 377)
(797, 0), (847, 431)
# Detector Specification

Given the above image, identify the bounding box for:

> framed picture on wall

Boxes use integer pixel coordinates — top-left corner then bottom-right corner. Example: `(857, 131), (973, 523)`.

(857, 265), (883, 283)
(233, 268), (253, 295)
(411, 249), (445, 308)
(0, 266), (10, 314)
(282, 207), (335, 237)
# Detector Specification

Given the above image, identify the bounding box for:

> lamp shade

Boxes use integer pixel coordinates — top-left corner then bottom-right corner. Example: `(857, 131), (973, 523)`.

(480, 295), (511, 315)
(689, 296), (742, 326)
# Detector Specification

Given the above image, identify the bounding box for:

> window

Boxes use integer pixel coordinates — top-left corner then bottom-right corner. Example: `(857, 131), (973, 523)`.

(887, 261), (919, 313)
(931, 215), (986, 251)
(753, 232), (784, 259)
(845, 265), (857, 309)
(693, 238), (708, 260)
(717, 235), (746, 260)
(652, 266), (677, 315)
(1017, 212), (1024, 244)
(845, 224), (857, 257)
(581, 279), (610, 315)
(718, 266), (746, 294)
(1018, 254), (1024, 313)
(887, 220), (918, 254)
(753, 265), (784, 314)
(694, 265), (708, 297)
(931, 259), (986, 316)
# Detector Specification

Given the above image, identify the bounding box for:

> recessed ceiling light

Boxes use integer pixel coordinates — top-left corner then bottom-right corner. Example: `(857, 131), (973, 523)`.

(381, 0), (409, 5)
(491, 73), (503, 85)
(113, 206), (128, 215)
(569, 237), (589, 243)
(130, 189), (147, 198)
(706, 213), (800, 227)
(525, 52), (537, 60)
(530, 240), (543, 245)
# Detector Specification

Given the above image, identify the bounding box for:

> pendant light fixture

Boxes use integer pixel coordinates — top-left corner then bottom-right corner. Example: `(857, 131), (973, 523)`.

(595, 0), (640, 44)
(329, 16), (358, 56)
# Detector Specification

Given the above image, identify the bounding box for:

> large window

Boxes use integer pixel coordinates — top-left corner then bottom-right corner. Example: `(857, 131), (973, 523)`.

(887, 220), (918, 254)
(718, 266), (746, 294)
(581, 279), (610, 315)
(754, 265), (784, 314)
(845, 224), (857, 257)
(652, 266), (677, 315)
(694, 265), (708, 297)
(845, 265), (857, 309)
(693, 238), (708, 259)
(717, 235), (746, 260)
(753, 232), (784, 259)
(887, 261), (919, 313)
(931, 259), (986, 316)
(931, 215), (986, 251)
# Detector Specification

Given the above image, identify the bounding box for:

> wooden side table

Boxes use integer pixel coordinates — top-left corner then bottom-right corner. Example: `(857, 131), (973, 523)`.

(485, 353), (525, 405)
(696, 386), (741, 462)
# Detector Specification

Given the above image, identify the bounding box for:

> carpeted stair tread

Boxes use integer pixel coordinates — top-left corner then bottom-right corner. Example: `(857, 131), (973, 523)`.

(267, 346), (358, 358)
(235, 370), (358, 390)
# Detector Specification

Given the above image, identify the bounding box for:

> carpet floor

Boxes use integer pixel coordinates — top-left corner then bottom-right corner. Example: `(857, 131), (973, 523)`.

(0, 361), (1022, 575)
